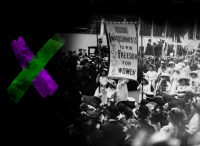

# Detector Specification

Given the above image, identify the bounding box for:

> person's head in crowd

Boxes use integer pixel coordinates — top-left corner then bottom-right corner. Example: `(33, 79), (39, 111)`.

(141, 77), (148, 85)
(116, 102), (127, 113)
(161, 61), (165, 67)
(184, 91), (194, 104)
(167, 99), (185, 111)
(126, 97), (136, 109)
(149, 64), (154, 71)
(138, 104), (150, 120)
(161, 65), (167, 72)
(123, 107), (133, 120)
(168, 61), (175, 68)
(105, 105), (120, 120)
(178, 76), (190, 86)
(148, 39), (152, 44)
(76, 65), (82, 71)
(101, 68), (107, 77)
(167, 107), (184, 126)
(173, 67), (180, 75)
(159, 80), (168, 92)
(183, 59), (189, 66)
(163, 103), (169, 111)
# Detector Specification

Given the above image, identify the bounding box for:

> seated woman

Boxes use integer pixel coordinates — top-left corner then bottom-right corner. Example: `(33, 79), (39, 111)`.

(156, 80), (171, 95)
(170, 66), (181, 93)
(175, 75), (192, 97)
(144, 64), (158, 92)
(189, 71), (199, 93)
(155, 73), (171, 94)
(117, 78), (129, 102)
(137, 77), (152, 103)
(94, 68), (108, 97)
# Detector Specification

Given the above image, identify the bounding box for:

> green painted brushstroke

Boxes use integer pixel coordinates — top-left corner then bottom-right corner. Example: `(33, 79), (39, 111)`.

(7, 36), (64, 103)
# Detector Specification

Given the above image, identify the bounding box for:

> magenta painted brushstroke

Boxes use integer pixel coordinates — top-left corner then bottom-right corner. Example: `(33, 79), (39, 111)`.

(11, 37), (58, 97)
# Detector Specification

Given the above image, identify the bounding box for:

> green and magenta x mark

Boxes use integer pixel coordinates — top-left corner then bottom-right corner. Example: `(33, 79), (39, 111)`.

(7, 34), (64, 103)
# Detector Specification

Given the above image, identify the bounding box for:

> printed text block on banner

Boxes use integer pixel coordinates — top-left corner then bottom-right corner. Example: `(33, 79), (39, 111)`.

(105, 23), (138, 80)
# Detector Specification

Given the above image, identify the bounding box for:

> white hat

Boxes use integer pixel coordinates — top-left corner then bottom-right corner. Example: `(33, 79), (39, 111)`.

(160, 73), (170, 77)
(169, 61), (174, 64)
(189, 71), (198, 78)
(107, 79), (117, 87)
(127, 97), (135, 102)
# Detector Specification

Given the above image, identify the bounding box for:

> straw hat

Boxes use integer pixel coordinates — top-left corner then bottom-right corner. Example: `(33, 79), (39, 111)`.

(160, 73), (170, 78)
(127, 97), (136, 102)
(142, 77), (149, 84)
(160, 73), (170, 81)
(178, 75), (190, 83)
(107, 79), (117, 88)
(189, 71), (198, 78)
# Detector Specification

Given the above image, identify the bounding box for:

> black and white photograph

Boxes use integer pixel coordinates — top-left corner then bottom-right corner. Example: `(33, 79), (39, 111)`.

(1, 0), (200, 146)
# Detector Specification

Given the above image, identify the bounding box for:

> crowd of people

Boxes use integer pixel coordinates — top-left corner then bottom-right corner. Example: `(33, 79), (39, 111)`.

(57, 44), (200, 146)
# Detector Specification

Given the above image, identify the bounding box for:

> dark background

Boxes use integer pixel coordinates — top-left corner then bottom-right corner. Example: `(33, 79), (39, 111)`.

(0, 0), (200, 144)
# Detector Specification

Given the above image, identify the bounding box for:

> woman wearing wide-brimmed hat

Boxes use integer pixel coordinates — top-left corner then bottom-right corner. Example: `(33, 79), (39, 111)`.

(167, 61), (175, 75)
(144, 64), (158, 92)
(94, 68), (108, 103)
(176, 75), (192, 97)
(155, 73), (171, 94)
(189, 71), (199, 93)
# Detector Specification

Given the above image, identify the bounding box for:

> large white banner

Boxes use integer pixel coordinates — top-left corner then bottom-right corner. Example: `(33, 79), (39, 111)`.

(105, 23), (138, 80)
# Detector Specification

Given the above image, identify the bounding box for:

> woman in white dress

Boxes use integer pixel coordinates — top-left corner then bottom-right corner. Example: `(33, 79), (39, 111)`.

(176, 76), (191, 97)
(117, 78), (129, 102)
(144, 64), (158, 92)
(94, 69), (108, 99)
(170, 67), (181, 93)
(189, 71), (199, 93)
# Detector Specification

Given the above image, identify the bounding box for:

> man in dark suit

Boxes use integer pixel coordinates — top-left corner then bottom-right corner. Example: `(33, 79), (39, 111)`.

(99, 105), (128, 146)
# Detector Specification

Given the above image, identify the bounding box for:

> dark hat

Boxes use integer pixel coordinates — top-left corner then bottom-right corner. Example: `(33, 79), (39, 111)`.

(140, 99), (149, 105)
(142, 77), (149, 84)
(107, 79), (117, 88)
(138, 105), (150, 118)
(178, 76), (190, 84)
(160, 80), (168, 87)
(82, 95), (101, 109)
(123, 108), (133, 120)
(149, 64), (154, 68)
(169, 107), (184, 123)
(106, 105), (120, 119)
